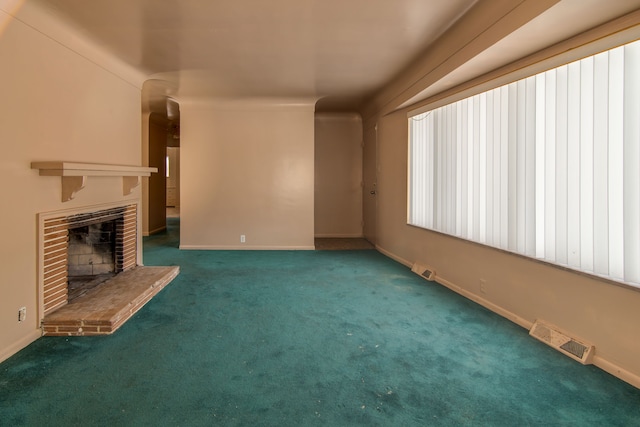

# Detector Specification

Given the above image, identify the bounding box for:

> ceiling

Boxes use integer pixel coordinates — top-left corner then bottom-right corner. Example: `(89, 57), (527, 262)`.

(30, 0), (640, 119)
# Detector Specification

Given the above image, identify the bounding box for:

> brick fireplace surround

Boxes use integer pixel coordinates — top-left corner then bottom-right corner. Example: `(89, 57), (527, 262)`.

(42, 204), (138, 314)
(38, 202), (179, 336)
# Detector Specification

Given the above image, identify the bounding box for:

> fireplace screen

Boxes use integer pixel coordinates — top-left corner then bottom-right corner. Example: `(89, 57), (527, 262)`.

(67, 220), (117, 301)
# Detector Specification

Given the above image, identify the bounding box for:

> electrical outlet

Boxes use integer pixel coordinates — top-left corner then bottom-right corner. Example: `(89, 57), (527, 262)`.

(240, 235), (246, 243)
(18, 307), (26, 322)
(479, 279), (487, 294)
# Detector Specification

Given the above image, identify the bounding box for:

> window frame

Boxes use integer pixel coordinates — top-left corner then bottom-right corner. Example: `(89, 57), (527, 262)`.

(406, 22), (640, 291)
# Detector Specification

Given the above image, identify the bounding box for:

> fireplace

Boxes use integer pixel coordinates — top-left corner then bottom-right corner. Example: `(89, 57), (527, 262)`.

(33, 162), (177, 336)
(38, 201), (179, 336)
(40, 204), (138, 315)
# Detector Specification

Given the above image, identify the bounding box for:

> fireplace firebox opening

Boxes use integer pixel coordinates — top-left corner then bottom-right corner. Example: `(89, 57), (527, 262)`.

(67, 220), (118, 301)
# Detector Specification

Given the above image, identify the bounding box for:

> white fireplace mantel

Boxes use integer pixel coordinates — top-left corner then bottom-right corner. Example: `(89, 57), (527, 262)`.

(31, 161), (158, 202)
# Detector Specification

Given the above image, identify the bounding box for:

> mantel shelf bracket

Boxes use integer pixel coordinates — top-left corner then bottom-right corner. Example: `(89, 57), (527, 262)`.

(123, 176), (141, 195)
(31, 161), (157, 202)
(61, 176), (87, 202)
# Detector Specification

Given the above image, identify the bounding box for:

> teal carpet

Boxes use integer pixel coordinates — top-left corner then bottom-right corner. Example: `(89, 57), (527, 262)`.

(1, 218), (640, 426)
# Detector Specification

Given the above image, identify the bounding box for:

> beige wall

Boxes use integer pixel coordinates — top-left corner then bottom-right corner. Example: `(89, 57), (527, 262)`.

(314, 113), (363, 237)
(179, 99), (315, 250)
(0, 4), (143, 361)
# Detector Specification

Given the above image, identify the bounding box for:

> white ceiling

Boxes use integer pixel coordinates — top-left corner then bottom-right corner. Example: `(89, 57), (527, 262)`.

(31, 0), (640, 117)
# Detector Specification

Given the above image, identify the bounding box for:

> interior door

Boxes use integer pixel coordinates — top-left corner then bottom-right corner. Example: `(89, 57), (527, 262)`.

(363, 122), (377, 245)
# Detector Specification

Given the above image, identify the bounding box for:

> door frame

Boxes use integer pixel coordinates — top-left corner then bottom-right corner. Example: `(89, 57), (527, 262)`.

(362, 119), (378, 245)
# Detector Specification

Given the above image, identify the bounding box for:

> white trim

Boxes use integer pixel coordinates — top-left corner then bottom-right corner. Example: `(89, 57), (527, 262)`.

(178, 97), (317, 111)
(146, 226), (167, 236)
(376, 243), (640, 389)
(407, 24), (640, 118)
(0, 330), (41, 364)
(376, 245), (533, 329)
(594, 356), (640, 390)
(434, 276), (533, 331)
(37, 200), (140, 223)
(179, 245), (315, 251)
(314, 112), (363, 121)
(32, 162), (156, 202)
(314, 233), (365, 238)
(375, 245), (412, 268)
(31, 162), (157, 177)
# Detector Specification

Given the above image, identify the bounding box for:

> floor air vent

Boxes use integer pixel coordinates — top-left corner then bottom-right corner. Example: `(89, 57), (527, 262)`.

(529, 320), (594, 365)
(411, 263), (436, 281)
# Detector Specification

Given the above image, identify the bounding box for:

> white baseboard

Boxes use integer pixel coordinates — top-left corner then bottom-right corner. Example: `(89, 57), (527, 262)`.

(434, 275), (533, 331)
(147, 226), (167, 235)
(376, 245), (412, 267)
(594, 356), (640, 389)
(314, 234), (365, 238)
(179, 245), (315, 250)
(376, 244), (640, 390)
(0, 330), (42, 364)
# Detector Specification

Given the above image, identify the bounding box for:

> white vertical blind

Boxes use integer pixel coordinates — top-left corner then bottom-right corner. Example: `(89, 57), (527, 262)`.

(624, 42), (640, 284)
(409, 39), (640, 288)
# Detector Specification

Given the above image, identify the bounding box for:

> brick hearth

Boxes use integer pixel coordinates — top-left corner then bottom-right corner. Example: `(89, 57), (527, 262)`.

(42, 266), (179, 336)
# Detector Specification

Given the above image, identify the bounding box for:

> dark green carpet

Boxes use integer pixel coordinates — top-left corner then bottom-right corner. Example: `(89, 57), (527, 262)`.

(2, 218), (640, 426)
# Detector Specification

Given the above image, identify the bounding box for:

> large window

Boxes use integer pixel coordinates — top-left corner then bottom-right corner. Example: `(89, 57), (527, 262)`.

(409, 39), (640, 287)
